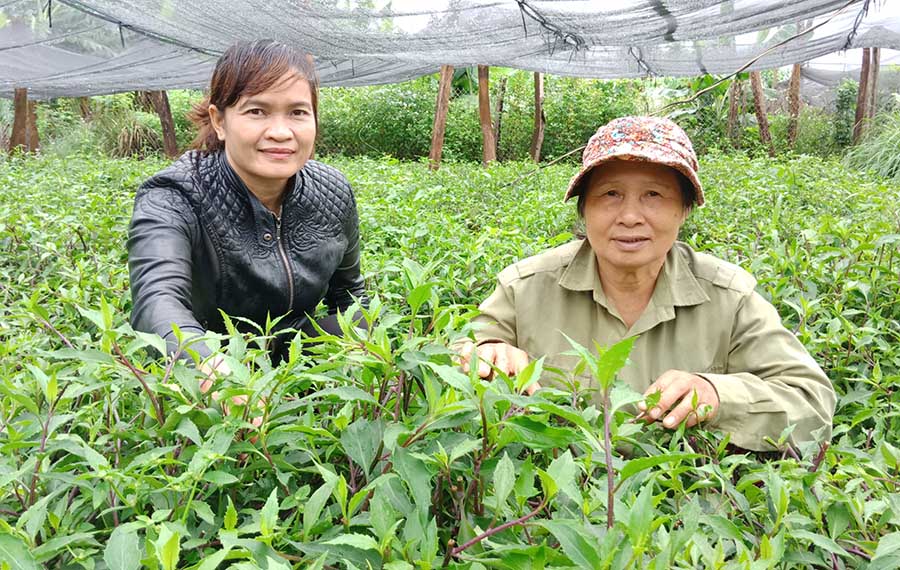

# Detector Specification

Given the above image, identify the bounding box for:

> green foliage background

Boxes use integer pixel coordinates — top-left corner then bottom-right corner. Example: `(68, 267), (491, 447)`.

(1, 151), (899, 569)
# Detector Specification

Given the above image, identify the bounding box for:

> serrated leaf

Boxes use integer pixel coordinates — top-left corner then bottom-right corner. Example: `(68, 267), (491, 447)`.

(324, 533), (379, 551)
(341, 418), (383, 479)
(224, 497), (238, 531)
(428, 363), (472, 395)
(259, 489), (279, 537)
(547, 450), (581, 504)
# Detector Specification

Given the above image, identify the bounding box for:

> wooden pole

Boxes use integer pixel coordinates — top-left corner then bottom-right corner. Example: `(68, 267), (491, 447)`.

(150, 90), (179, 158)
(477, 65), (496, 166)
(866, 47), (880, 121)
(492, 75), (508, 159)
(787, 63), (802, 148)
(727, 78), (743, 149)
(10, 88), (39, 153)
(853, 48), (871, 144)
(749, 71), (774, 157)
(530, 72), (545, 163)
(428, 65), (454, 171)
(78, 97), (93, 121)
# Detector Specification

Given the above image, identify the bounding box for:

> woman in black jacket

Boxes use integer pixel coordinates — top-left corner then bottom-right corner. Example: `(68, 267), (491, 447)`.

(127, 40), (366, 381)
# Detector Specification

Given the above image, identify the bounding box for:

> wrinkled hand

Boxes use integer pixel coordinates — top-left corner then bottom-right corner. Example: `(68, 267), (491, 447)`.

(637, 369), (719, 429)
(456, 341), (541, 395)
(199, 356), (264, 432)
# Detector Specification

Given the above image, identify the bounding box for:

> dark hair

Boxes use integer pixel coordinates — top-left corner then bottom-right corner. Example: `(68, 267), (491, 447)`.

(188, 40), (319, 151)
(575, 165), (697, 218)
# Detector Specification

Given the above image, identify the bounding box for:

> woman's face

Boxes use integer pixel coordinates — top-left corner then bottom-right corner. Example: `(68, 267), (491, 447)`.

(209, 72), (316, 195)
(582, 159), (687, 275)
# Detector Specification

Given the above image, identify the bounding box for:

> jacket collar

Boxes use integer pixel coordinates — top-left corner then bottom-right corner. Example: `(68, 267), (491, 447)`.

(558, 239), (709, 332)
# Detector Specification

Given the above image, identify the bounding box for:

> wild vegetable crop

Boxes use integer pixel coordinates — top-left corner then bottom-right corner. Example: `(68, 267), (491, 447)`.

(0, 152), (898, 569)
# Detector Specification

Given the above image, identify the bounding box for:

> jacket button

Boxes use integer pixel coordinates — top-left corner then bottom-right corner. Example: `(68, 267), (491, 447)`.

(263, 233), (273, 242)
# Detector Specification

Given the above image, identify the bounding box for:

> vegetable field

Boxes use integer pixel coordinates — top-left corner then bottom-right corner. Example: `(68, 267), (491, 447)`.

(1, 152), (899, 569)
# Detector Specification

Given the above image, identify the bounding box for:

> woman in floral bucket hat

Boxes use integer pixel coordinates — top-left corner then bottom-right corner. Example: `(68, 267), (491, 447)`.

(458, 116), (834, 452)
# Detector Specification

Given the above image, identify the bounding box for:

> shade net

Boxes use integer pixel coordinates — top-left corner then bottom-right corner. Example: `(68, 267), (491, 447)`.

(1, 0), (898, 99)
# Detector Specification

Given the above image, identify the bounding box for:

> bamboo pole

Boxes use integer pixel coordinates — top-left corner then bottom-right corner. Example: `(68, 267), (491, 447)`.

(530, 72), (545, 163)
(853, 48), (871, 144)
(477, 65), (496, 165)
(749, 71), (774, 157)
(428, 65), (454, 171)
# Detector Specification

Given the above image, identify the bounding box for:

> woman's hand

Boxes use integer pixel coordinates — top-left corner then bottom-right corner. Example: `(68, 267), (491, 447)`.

(199, 356), (264, 431)
(637, 369), (719, 429)
(456, 341), (541, 395)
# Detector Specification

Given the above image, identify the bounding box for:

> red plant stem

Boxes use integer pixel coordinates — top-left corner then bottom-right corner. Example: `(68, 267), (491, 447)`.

(810, 442), (829, 472)
(844, 546), (872, 561)
(36, 316), (75, 349)
(28, 386), (67, 506)
(603, 389), (615, 529)
(113, 343), (165, 426)
(449, 498), (547, 559)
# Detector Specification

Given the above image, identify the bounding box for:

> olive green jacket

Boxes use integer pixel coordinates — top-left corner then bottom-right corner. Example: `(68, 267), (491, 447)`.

(473, 239), (835, 451)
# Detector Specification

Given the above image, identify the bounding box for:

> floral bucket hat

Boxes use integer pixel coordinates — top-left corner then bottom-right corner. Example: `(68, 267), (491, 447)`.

(564, 116), (704, 206)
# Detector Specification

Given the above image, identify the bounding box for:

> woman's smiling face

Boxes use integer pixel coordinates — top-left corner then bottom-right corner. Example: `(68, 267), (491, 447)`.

(582, 159), (687, 274)
(209, 72), (316, 195)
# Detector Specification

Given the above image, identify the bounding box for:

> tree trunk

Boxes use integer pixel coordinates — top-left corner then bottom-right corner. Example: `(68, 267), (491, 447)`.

(428, 65), (454, 171)
(866, 47), (880, 121)
(492, 76), (508, 159)
(132, 91), (155, 113)
(10, 88), (39, 153)
(530, 72), (545, 163)
(727, 78), (743, 149)
(78, 97), (93, 121)
(787, 63), (802, 148)
(149, 90), (179, 158)
(477, 65), (496, 166)
(749, 71), (774, 157)
(853, 48), (871, 144)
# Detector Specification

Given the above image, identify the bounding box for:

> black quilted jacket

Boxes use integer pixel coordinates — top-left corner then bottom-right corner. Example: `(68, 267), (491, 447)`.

(127, 150), (366, 359)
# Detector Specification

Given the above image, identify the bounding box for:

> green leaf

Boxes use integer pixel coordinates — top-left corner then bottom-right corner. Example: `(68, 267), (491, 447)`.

(536, 469), (558, 501)
(872, 532), (900, 561)
(514, 356), (544, 395)
(547, 450), (581, 504)
(625, 484), (655, 549)
(428, 363), (472, 395)
(619, 453), (700, 484)
(539, 520), (602, 569)
(341, 418), (384, 479)
(104, 527), (141, 570)
(503, 415), (580, 450)
(407, 282), (437, 314)
(594, 336), (636, 389)
(203, 471), (239, 486)
(324, 533), (379, 551)
(304, 478), (336, 537)
(0, 534), (39, 570)
(304, 386), (378, 405)
(259, 489), (279, 537)
(155, 526), (181, 570)
(391, 446), (432, 514)
(493, 452), (515, 506)
(790, 530), (849, 557)
(224, 496), (238, 531)
(195, 549), (229, 570)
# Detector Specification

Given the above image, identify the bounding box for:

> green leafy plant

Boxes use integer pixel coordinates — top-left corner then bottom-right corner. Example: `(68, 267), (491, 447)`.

(1, 152), (899, 568)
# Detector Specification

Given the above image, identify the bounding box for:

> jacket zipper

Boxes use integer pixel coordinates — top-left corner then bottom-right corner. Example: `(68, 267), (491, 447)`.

(273, 213), (294, 313)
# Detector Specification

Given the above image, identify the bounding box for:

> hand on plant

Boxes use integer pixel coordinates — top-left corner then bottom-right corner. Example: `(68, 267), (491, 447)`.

(637, 370), (719, 429)
(456, 341), (541, 395)
(199, 355), (264, 433)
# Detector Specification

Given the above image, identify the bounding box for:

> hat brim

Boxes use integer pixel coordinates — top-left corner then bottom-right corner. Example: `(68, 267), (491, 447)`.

(564, 149), (704, 207)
